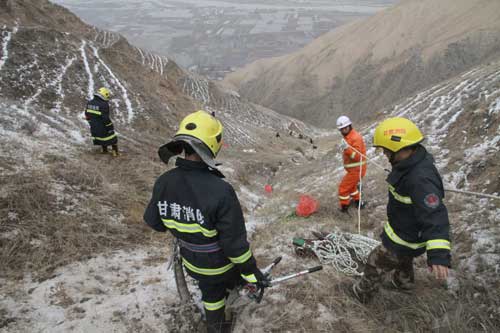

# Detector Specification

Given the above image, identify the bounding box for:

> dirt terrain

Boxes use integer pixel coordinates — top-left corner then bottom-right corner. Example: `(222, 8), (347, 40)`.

(1, 0), (499, 332)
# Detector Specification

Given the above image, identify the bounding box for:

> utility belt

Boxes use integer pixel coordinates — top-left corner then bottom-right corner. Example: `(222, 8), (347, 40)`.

(178, 239), (222, 253)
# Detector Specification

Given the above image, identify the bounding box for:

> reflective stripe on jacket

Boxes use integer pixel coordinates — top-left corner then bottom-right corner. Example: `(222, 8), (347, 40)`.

(144, 158), (259, 282)
(342, 129), (367, 171)
(380, 145), (451, 267)
(84, 96), (117, 146)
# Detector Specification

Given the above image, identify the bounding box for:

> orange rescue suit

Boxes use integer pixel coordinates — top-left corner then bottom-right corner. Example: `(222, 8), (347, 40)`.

(338, 128), (367, 207)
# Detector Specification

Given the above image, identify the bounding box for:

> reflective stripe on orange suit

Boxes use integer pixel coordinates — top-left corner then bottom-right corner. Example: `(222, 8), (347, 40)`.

(338, 129), (367, 206)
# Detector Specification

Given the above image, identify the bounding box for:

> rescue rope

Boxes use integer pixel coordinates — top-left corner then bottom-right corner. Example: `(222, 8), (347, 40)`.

(357, 154), (362, 234)
(341, 139), (389, 173)
(444, 188), (500, 201)
(341, 138), (368, 234)
(310, 230), (380, 276)
(342, 141), (500, 201)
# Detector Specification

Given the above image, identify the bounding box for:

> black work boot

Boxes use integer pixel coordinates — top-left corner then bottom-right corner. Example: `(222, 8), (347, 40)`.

(389, 270), (415, 293)
(207, 320), (233, 333)
(339, 205), (350, 214)
(111, 144), (120, 157)
(353, 200), (366, 209)
(351, 282), (373, 304)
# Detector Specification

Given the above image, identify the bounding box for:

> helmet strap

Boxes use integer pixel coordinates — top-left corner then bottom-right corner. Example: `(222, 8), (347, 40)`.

(382, 147), (397, 165)
(389, 146), (417, 165)
(388, 151), (397, 165)
(182, 141), (196, 155)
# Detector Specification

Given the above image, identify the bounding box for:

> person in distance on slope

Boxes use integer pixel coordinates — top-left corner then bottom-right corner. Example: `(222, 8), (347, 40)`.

(84, 87), (119, 156)
(336, 115), (367, 213)
(143, 110), (268, 333)
(352, 117), (451, 303)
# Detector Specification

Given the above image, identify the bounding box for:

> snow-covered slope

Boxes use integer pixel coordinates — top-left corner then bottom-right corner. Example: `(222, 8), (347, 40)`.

(230, 57), (500, 332)
(1, 1), (499, 332)
(0, 1), (326, 331)
(256, 57), (500, 287)
(0, 0), (320, 152)
(180, 72), (325, 147)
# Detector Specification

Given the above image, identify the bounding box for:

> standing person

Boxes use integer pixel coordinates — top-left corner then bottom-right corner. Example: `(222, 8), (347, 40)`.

(352, 117), (451, 303)
(84, 87), (119, 156)
(336, 115), (367, 213)
(143, 110), (268, 333)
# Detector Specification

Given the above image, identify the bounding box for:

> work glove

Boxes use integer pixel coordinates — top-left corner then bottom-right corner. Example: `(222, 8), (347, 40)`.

(242, 268), (270, 303)
(253, 268), (271, 288)
(338, 140), (348, 154)
(340, 139), (348, 151)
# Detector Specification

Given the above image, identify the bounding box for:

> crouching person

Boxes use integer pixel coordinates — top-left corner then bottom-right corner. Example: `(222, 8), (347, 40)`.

(352, 117), (451, 303)
(144, 110), (268, 332)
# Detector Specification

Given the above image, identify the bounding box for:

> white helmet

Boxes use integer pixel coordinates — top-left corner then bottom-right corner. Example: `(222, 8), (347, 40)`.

(336, 115), (352, 129)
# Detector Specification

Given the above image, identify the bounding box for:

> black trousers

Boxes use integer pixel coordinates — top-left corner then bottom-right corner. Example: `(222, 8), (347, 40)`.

(102, 144), (118, 153)
(198, 267), (243, 333)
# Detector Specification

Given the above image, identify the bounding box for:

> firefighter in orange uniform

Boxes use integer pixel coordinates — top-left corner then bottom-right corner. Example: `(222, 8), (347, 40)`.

(336, 116), (367, 213)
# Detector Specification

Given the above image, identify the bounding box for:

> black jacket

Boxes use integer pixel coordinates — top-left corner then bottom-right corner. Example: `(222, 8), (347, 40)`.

(144, 158), (259, 283)
(85, 96), (117, 146)
(381, 145), (451, 267)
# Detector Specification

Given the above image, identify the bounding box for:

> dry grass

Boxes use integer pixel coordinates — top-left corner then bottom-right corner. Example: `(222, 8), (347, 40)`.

(248, 207), (500, 333)
(0, 149), (165, 281)
(1, 125), (498, 332)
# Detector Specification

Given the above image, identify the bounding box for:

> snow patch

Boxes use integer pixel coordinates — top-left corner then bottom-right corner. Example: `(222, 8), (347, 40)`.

(51, 56), (76, 113)
(489, 97), (500, 115)
(238, 185), (263, 212)
(90, 44), (135, 123)
(80, 40), (94, 100)
(0, 249), (180, 333)
(136, 47), (145, 65)
(0, 24), (18, 71)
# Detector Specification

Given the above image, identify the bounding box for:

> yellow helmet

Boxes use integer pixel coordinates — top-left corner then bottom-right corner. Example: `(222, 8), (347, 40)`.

(373, 117), (424, 152)
(175, 110), (223, 157)
(158, 110), (223, 169)
(95, 87), (111, 101)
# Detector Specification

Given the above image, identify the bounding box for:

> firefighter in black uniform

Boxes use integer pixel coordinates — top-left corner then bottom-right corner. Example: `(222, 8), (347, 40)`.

(144, 110), (268, 332)
(352, 117), (451, 303)
(84, 87), (119, 156)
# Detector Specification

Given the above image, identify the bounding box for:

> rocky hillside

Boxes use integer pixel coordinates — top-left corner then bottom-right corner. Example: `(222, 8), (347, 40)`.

(243, 55), (500, 332)
(224, 0), (500, 127)
(0, 0), (319, 149)
(1, 0), (499, 332)
(0, 0), (321, 296)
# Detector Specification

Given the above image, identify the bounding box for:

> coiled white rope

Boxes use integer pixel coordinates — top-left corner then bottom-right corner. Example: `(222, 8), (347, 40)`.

(310, 231), (380, 276)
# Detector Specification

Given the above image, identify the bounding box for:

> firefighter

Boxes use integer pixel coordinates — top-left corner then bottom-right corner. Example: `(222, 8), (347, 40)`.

(84, 87), (119, 156)
(143, 110), (268, 333)
(352, 117), (451, 303)
(336, 115), (367, 213)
